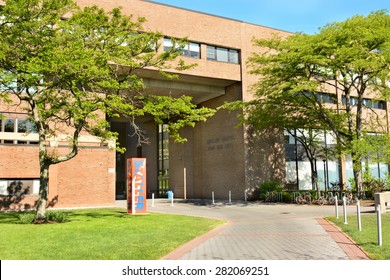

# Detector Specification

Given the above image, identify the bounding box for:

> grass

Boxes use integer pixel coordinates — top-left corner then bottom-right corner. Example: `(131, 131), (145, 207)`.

(327, 213), (390, 260)
(0, 208), (224, 260)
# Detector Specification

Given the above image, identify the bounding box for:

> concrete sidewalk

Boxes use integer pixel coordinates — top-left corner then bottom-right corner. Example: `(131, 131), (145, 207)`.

(117, 199), (371, 260)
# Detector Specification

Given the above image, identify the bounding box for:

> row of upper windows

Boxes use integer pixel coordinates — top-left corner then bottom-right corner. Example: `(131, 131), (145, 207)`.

(308, 92), (386, 110)
(163, 38), (240, 64)
(0, 117), (38, 145)
(0, 117), (37, 133)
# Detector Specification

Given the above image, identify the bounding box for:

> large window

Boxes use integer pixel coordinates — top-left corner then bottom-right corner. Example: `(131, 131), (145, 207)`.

(284, 129), (339, 191)
(206, 45), (239, 64)
(163, 38), (200, 58)
(0, 115), (38, 144)
(0, 179), (39, 196)
(342, 96), (386, 110)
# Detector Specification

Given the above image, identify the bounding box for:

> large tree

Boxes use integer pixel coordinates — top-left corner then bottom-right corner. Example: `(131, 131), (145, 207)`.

(0, 0), (215, 222)
(228, 10), (390, 195)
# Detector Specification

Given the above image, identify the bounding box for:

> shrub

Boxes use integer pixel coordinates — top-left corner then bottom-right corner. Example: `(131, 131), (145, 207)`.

(46, 210), (69, 223)
(17, 213), (35, 224)
(17, 210), (69, 224)
(258, 180), (283, 201)
(258, 180), (283, 194)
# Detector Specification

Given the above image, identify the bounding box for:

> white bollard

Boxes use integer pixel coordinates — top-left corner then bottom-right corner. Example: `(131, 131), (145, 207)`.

(244, 190), (247, 202)
(377, 204), (382, 246)
(335, 195), (339, 219)
(212, 191), (215, 205)
(151, 193), (155, 207)
(183, 167), (187, 200)
(357, 200), (361, 231)
(228, 190), (232, 204)
(343, 196), (348, 224)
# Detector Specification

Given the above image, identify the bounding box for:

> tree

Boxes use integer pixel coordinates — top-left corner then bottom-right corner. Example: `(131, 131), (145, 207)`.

(228, 10), (390, 195)
(0, 0), (215, 222)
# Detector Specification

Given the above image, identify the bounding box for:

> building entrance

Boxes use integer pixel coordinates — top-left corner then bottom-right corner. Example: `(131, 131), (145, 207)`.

(158, 124), (169, 197)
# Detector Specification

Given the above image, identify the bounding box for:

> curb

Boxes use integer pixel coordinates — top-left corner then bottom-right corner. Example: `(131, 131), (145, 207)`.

(316, 218), (370, 260)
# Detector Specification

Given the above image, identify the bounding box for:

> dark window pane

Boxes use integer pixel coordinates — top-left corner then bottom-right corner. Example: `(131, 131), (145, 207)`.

(4, 119), (15, 132)
(17, 119), (28, 133)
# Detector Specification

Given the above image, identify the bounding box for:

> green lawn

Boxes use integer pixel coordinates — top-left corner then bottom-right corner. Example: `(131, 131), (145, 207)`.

(0, 208), (224, 260)
(327, 213), (390, 260)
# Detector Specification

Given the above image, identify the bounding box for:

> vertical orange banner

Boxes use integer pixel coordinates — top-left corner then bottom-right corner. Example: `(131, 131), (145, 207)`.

(127, 158), (147, 214)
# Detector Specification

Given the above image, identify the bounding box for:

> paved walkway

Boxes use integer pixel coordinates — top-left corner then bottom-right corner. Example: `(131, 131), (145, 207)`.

(117, 199), (371, 260)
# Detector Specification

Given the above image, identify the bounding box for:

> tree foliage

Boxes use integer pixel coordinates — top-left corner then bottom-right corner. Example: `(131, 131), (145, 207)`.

(226, 10), (390, 193)
(0, 0), (215, 221)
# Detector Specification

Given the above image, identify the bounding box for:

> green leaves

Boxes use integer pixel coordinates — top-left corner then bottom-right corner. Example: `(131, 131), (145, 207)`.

(143, 95), (215, 143)
(0, 0), (213, 149)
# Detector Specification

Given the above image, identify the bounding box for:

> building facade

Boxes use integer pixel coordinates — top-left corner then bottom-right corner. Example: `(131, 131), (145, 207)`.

(1, 0), (386, 210)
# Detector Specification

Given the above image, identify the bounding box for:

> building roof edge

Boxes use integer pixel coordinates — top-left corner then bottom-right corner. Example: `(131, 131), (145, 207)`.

(143, 0), (294, 35)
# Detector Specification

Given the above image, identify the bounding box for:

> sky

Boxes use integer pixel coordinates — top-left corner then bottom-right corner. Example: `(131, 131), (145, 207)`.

(149, 0), (390, 34)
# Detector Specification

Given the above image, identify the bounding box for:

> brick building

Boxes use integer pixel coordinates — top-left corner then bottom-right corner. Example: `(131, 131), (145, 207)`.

(1, 0), (386, 210)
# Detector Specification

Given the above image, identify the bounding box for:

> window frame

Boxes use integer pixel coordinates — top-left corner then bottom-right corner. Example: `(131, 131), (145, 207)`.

(163, 37), (200, 59)
(206, 45), (240, 64)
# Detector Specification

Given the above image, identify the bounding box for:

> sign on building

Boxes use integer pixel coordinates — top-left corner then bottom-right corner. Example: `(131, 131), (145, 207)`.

(127, 158), (147, 214)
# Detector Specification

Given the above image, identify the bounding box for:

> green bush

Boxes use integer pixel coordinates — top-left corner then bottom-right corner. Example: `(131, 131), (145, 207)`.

(258, 180), (283, 194)
(46, 211), (69, 223)
(17, 210), (69, 224)
(17, 213), (35, 224)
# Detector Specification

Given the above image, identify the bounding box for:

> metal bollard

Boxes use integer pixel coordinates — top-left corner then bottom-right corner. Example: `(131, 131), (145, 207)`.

(357, 200), (361, 231)
(377, 204), (382, 246)
(228, 190), (232, 204)
(343, 196), (348, 224)
(151, 193), (155, 207)
(335, 195), (339, 219)
(244, 190), (247, 202)
(212, 191), (215, 205)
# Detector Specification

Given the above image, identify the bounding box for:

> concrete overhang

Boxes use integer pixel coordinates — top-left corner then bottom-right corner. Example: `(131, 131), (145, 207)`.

(135, 69), (239, 104)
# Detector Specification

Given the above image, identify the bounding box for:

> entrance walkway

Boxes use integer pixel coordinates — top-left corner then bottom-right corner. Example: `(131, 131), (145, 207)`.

(116, 199), (370, 260)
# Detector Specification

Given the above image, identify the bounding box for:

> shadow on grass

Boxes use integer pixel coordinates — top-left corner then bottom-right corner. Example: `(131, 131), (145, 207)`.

(0, 211), (21, 224)
(0, 208), (134, 224)
(65, 208), (134, 221)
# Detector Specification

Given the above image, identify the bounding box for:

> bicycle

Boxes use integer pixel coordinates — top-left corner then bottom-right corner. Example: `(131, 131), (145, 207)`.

(295, 192), (312, 205)
(312, 193), (325, 206)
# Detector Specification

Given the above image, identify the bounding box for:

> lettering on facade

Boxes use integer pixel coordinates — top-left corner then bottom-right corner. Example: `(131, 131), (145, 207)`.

(127, 158), (147, 214)
(207, 135), (235, 151)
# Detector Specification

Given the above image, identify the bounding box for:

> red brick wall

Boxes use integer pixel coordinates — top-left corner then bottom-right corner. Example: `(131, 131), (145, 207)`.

(0, 145), (115, 210)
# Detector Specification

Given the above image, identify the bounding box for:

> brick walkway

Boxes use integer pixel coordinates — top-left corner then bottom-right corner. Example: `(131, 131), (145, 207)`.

(117, 199), (371, 260)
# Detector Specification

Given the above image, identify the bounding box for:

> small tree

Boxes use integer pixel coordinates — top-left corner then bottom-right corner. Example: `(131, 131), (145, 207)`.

(229, 10), (390, 195)
(0, 0), (215, 222)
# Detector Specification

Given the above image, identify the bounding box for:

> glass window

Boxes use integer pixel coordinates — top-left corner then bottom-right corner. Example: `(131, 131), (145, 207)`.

(229, 49), (239, 64)
(163, 38), (173, 51)
(206, 46), (216, 60)
(207, 45), (240, 64)
(216, 47), (228, 62)
(189, 42), (200, 58)
(28, 121), (38, 133)
(164, 38), (200, 59)
(17, 119), (28, 133)
(4, 119), (15, 132)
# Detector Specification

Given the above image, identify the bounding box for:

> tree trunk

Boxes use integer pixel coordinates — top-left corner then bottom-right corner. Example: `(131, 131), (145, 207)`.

(35, 162), (50, 222)
(35, 132), (50, 223)
(351, 152), (363, 196)
(311, 158), (320, 198)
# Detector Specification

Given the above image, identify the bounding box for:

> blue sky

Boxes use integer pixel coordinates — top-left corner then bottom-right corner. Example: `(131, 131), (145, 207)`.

(150, 0), (390, 34)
